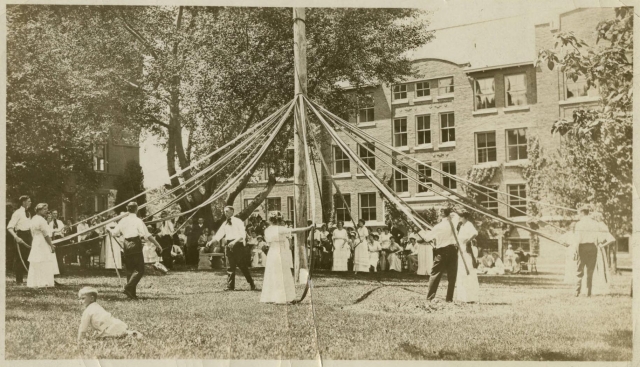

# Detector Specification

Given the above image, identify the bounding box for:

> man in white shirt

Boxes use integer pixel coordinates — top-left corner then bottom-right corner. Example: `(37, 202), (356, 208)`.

(108, 202), (162, 299)
(574, 205), (616, 297)
(418, 207), (460, 302)
(7, 195), (32, 284)
(156, 212), (175, 269)
(209, 206), (256, 291)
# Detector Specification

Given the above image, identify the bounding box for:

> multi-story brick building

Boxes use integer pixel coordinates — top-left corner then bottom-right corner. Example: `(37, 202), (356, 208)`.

(236, 8), (627, 270)
(59, 127), (140, 222)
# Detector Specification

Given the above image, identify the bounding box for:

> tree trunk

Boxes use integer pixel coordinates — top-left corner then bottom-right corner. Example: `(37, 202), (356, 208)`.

(235, 173), (278, 221)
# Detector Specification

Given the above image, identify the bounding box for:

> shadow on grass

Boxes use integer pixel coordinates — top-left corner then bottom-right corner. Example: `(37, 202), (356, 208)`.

(399, 342), (433, 359)
(353, 286), (383, 304)
(604, 329), (632, 349)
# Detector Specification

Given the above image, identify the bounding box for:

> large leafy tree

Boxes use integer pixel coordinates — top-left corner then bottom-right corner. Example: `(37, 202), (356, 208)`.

(7, 5), (432, 222)
(537, 8), (633, 269)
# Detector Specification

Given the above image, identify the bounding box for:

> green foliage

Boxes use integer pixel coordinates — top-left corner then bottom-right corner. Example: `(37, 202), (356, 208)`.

(536, 7), (633, 238)
(114, 160), (147, 216)
(7, 5), (432, 218)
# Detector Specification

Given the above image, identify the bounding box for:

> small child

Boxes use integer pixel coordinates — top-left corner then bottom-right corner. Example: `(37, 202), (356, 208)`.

(77, 287), (142, 343)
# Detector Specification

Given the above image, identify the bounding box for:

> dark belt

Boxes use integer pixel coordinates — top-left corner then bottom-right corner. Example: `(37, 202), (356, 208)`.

(579, 242), (595, 245)
(125, 236), (141, 241)
(16, 230), (30, 234)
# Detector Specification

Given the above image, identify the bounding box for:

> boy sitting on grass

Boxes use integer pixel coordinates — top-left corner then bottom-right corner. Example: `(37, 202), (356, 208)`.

(77, 287), (142, 344)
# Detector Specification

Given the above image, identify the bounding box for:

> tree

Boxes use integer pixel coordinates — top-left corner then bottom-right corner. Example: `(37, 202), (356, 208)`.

(114, 160), (147, 217)
(537, 7), (633, 271)
(7, 5), (433, 223)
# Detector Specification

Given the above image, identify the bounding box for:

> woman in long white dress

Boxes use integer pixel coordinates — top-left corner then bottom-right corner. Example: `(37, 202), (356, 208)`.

(261, 215), (313, 304)
(27, 203), (59, 288)
(103, 218), (123, 270)
(387, 238), (403, 272)
(332, 221), (350, 271)
(455, 212), (480, 303)
(416, 230), (434, 276)
(368, 234), (382, 272)
(353, 220), (370, 273)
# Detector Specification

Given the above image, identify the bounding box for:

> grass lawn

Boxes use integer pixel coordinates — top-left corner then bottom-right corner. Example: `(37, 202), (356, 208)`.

(4, 266), (632, 360)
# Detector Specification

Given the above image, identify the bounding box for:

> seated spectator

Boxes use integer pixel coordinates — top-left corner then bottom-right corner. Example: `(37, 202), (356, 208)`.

(387, 237), (402, 272)
(251, 235), (267, 268)
(503, 244), (518, 273)
(406, 237), (419, 273)
(171, 242), (185, 266)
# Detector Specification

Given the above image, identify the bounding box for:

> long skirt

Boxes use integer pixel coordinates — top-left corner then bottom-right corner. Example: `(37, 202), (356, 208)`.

(103, 236), (123, 270)
(417, 244), (432, 275)
(369, 252), (379, 271)
(27, 235), (59, 288)
(379, 250), (389, 271)
(388, 253), (402, 272)
(353, 241), (370, 272)
(455, 251), (479, 303)
(332, 245), (350, 272)
(261, 242), (295, 304)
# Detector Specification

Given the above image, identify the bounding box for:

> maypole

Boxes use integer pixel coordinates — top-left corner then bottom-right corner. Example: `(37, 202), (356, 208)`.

(293, 7), (309, 284)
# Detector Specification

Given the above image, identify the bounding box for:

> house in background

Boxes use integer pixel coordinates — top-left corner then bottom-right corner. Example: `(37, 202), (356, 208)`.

(234, 8), (629, 271)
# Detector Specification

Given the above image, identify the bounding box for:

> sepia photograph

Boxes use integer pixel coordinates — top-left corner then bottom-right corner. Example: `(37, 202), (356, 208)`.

(2, 0), (637, 364)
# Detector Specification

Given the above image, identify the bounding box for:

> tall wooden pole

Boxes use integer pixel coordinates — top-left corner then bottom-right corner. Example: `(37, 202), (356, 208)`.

(293, 7), (309, 283)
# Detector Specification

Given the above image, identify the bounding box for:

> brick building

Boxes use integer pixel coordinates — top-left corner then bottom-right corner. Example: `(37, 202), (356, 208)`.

(235, 8), (627, 270)
(59, 128), (140, 222)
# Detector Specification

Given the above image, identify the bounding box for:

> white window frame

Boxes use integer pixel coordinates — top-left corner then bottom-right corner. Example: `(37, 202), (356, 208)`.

(505, 73), (527, 107)
(393, 118), (408, 148)
(287, 196), (295, 223)
(359, 192), (377, 222)
(266, 197), (282, 214)
(417, 164), (432, 194)
(357, 143), (375, 172)
(392, 84), (407, 102)
(475, 131), (497, 164)
(335, 193), (352, 223)
(93, 144), (107, 172)
(476, 185), (498, 214)
(415, 81), (431, 98)
(441, 161), (457, 190)
(393, 164), (409, 193)
(333, 145), (350, 175)
(507, 184), (527, 218)
(506, 128), (528, 162)
(286, 148), (295, 178)
(438, 77), (454, 96)
(416, 115), (431, 146)
(440, 112), (455, 145)
(474, 77), (496, 111)
(565, 74), (599, 100)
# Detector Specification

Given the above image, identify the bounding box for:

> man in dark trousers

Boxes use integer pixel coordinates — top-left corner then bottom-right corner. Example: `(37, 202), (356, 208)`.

(418, 207), (459, 302)
(209, 206), (256, 291)
(7, 196), (33, 284)
(186, 217), (205, 269)
(108, 202), (163, 300)
(573, 205), (615, 297)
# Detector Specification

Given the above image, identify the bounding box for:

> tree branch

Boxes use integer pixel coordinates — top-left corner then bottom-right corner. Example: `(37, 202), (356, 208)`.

(117, 11), (159, 60)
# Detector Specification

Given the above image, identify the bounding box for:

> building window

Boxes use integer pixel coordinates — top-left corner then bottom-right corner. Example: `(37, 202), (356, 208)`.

(358, 107), (374, 123)
(476, 131), (497, 163)
(508, 238), (530, 252)
(565, 74), (599, 99)
(393, 118), (408, 147)
(416, 115), (431, 145)
(618, 237), (629, 253)
(286, 148), (295, 178)
(508, 184), (527, 217)
(506, 129), (528, 161)
(266, 197), (282, 213)
(442, 162), (457, 189)
(359, 193), (377, 221)
(94, 194), (108, 212)
(416, 81), (431, 97)
(393, 85), (407, 101)
(474, 77), (495, 110)
(335, 194), (351, 222)
(417, 164), (432, 193)
(358, 143), (375, 171)
(394, 164), (408, 193)
(438, 77), (454, 95)
(505, 74), (527, 106)
(475, 186), (498, 214)
(287, 196), (294, 223)
(440, 113), (455, 144)
(93, 144), (106, 172)
(333, 145), (350, 175)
